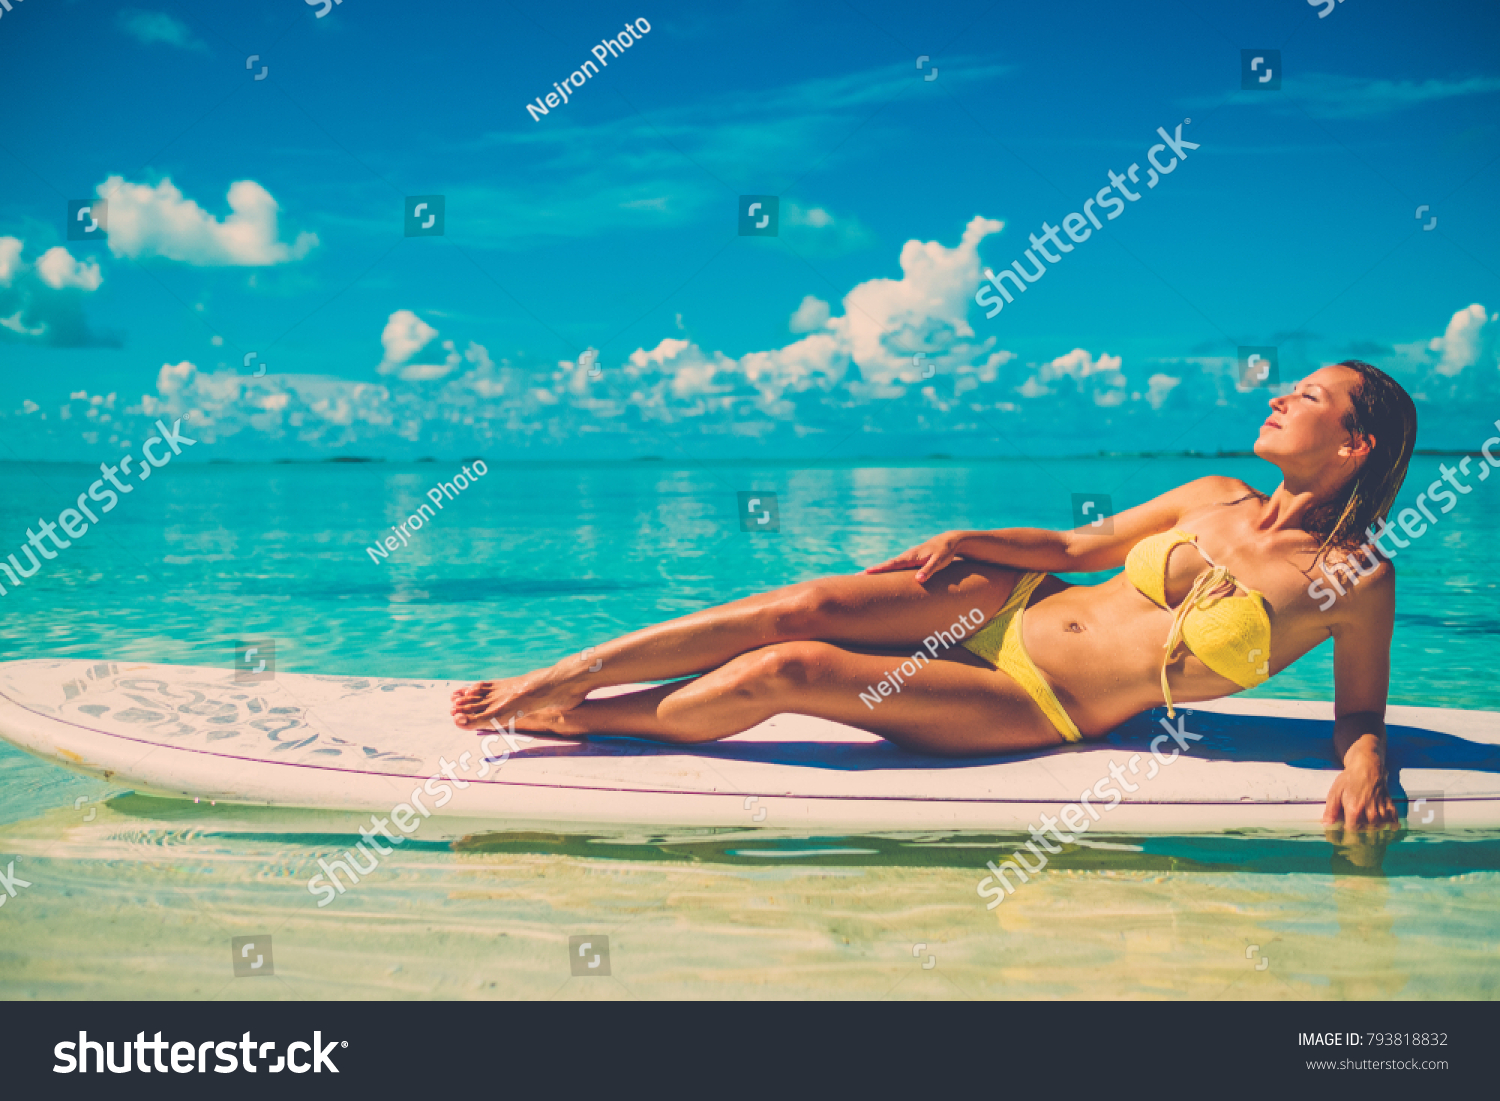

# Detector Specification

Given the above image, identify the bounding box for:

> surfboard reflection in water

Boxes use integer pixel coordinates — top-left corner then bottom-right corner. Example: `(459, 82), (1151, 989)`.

(2, 787), (1497, 998)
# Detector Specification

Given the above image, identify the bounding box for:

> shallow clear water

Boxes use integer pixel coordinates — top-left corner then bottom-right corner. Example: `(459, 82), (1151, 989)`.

(1, 457), (1497, 998)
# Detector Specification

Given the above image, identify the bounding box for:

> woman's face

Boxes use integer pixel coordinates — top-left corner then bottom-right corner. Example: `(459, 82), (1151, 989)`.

(1253, 364), (1370, 472)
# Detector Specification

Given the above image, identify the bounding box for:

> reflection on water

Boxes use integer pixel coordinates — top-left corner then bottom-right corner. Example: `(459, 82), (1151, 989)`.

(2, 791), (1497, 999)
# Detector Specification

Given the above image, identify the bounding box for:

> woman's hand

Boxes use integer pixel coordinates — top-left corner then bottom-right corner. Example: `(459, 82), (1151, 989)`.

(864, 532), (966, 583)
(1321, 751), (1398, 829)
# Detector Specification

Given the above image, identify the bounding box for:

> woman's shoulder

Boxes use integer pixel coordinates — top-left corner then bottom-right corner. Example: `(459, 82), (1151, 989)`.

(1325, 543), (1397, 587)
(1175, 475), (1265, 519)
(1315, 543), (1397, 620)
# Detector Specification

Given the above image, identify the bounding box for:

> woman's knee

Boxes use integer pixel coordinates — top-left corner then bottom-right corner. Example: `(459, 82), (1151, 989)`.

(725, 642), (831, 695)
(657, 644), (832, 740)
(767, 581), (846, 637)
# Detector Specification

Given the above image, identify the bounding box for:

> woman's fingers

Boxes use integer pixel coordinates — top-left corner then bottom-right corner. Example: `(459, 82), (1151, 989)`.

(864, 550), (919, 574)
(865, 536), (957, 577)
(1346, 797), (1368, 831)
(914, 549), (952, 583)
(1321, 782), (1343, 825)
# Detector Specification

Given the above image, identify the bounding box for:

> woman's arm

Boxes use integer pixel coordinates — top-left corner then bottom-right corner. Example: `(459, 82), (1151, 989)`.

(1321, 562), (1399, 828)
(864, 475), (1249, 581)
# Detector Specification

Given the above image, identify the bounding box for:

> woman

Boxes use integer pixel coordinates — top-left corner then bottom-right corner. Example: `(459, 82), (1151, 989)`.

(452, 360), (1415, 830)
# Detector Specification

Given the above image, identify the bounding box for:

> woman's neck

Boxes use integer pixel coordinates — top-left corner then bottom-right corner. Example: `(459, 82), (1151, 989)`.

(1260, 479), (1333, 536)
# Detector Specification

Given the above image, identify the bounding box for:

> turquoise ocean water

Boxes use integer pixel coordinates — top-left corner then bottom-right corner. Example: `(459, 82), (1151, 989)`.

(1, 456), (1497, 999)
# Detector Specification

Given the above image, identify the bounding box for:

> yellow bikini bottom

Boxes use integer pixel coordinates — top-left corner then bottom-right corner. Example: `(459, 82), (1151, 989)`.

(959, 571), (1083, 744)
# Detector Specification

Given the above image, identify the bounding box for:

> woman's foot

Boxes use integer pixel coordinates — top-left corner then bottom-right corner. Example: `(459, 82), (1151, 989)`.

(449, 669), (588, 730)
(486, 705), (584, 738)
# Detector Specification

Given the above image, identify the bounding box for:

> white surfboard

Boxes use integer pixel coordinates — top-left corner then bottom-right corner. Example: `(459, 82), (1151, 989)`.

(1, 658), (1497, 833)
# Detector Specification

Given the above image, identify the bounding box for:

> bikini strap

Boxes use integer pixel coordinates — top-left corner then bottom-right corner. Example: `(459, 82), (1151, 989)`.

(1159, 564), (1236, 717)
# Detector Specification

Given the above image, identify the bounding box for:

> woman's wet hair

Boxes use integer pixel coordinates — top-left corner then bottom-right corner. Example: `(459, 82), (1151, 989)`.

(1306, 359), (1418, 556)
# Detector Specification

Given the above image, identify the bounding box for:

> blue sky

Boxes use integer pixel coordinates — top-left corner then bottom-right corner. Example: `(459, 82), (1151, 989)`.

(1, 0), (1497, 461)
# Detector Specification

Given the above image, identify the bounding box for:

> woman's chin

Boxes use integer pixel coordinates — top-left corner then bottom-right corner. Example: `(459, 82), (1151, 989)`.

(1251, 434), (1279, 460)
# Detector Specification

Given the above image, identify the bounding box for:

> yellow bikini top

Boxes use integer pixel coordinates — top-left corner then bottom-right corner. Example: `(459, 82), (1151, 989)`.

(1123, 528), (1271, 716)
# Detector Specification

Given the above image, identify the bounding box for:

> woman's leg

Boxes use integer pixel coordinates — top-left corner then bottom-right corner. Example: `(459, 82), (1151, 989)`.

(451, 562), (1024, 728)
(484, 640), (1068, 757)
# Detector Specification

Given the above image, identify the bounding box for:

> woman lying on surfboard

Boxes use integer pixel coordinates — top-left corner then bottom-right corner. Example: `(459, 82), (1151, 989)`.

(452, 359), (1415, 831)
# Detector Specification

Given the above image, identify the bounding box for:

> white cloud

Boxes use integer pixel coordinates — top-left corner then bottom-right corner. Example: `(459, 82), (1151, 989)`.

(0, 237), (23, 285)
(0, 237), (113, 346)
(560, 216), (1010, 413)
(96, 176), (318, 266)
(1, 313), (44, 337)
(1039, 348), (1123, 381)
(458, 57), (1012, 247)
(465, 342), (495, 372)
(831, 215), (1006, 387)
(629, 338), (693, 369)
(527, 216), (1017, 418)
(35, 247), (103, 291)
(65, 390), (116, 410)
(71, 223), (1500, 460)
(378, 309), (440, 375)
(398, 364), (454, 382)
(789, 295), (831, 333)
(116, 9), (207, 52)
(791, 206), (833, 228)
(156, 361), (197, 398)
(782, 202), (874, 255)
(1015, 348), (1126, 405)
(399, 338), (464, 382)
(1189, 73), (1500, 120)
(375, 312), (486, 382)
(1392, 303), (1498, 393)
(130, 360), (398, 445)
(111, 219), (1019, 449)
(1145, 373), (1181, 410)
(1428, 302), (1493, 376)
(1292, 73), (1500, 119)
